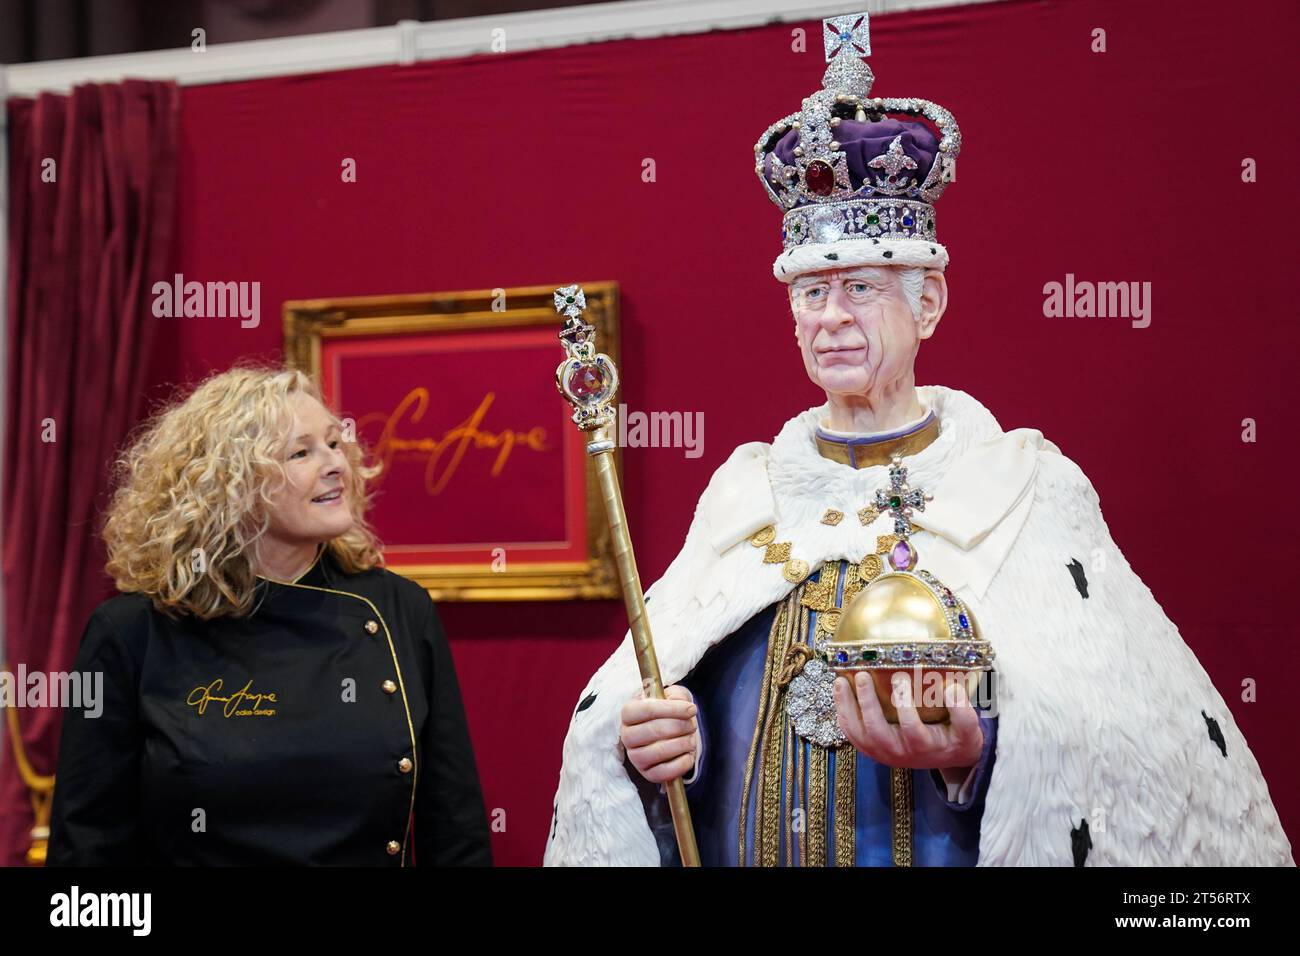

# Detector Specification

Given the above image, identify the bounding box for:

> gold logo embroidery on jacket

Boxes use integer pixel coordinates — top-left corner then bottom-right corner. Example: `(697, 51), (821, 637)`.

(186, 678), (278, 717)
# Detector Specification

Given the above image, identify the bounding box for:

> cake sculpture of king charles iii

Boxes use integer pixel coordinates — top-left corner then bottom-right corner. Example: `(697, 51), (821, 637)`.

(543, 12), (1293, 867)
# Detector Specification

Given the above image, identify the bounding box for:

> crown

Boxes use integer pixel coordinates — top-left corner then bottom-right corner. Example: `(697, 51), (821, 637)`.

(754, 12), (962, 282)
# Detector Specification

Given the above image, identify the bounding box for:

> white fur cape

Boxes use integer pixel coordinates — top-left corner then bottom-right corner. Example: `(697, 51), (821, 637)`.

(543, 385), (1294, 866)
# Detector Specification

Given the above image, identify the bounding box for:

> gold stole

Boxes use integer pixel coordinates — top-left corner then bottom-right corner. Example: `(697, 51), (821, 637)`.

(737, 562), (914, 866)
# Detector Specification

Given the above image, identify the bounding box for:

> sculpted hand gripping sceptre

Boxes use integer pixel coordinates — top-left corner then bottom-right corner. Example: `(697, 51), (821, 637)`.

(552, 284), (701, 868)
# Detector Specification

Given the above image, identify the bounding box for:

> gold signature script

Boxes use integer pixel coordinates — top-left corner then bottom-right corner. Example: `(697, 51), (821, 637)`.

(361, 389), (548, 496)
(187, 678), (278, 718)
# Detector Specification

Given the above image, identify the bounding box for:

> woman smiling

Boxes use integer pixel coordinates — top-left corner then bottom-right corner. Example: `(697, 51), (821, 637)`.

(47, 366), (491, 866)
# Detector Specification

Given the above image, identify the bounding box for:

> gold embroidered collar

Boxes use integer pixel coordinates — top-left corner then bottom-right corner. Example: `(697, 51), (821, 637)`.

(814, 410), (941, 469)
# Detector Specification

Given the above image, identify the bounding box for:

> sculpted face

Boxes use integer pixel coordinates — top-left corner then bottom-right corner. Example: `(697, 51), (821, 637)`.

(264, 391), (354, 548)
(788, 265), (946, 403)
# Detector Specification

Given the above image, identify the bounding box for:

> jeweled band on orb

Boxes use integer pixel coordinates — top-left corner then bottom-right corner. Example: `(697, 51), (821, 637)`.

(820, 639), (995, 670)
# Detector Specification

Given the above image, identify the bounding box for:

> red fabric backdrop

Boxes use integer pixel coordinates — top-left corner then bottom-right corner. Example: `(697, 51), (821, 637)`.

(1, 80), (179, 865)
(21, 0), (1299, 865)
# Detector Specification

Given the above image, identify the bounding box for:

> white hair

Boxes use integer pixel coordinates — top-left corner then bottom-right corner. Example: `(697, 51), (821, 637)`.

(896, 266), (926, 321)
(787, 265), (929, 321)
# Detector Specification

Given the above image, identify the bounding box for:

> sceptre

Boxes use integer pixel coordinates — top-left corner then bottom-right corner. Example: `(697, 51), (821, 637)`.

(552, 284), (701, 868)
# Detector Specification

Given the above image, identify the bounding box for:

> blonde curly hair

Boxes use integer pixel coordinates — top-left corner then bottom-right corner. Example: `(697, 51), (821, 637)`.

(103, 363), (384, 619)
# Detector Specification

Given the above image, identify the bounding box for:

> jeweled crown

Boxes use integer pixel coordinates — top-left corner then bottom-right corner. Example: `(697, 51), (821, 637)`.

(755, 12), (962, 281)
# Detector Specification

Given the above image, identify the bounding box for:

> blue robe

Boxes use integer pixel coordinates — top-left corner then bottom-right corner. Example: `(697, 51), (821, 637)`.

(637, 560), (996, 867)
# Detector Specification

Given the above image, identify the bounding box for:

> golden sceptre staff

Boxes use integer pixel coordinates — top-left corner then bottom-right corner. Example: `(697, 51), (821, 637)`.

(552, 284), (701, 868)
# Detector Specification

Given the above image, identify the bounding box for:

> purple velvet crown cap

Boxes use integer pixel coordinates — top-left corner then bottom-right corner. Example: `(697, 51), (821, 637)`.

(763, 116), (939, 198)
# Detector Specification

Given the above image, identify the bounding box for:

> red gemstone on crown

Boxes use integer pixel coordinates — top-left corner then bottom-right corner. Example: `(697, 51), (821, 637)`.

(568, 364), (605, 399)
(805, 160), (835, 196)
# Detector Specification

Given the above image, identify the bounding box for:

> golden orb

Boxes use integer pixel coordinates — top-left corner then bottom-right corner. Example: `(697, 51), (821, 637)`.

(823, 570), (989, 724)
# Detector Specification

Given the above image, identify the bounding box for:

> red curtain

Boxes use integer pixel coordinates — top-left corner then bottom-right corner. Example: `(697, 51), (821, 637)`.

(1, 80), (180, 865)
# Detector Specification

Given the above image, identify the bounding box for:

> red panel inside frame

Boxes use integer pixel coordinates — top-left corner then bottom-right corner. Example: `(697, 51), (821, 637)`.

(319, 325), (588, 566)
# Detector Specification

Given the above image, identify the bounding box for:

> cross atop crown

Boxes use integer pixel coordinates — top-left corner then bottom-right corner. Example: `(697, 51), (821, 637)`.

(821, 12), (874, 98)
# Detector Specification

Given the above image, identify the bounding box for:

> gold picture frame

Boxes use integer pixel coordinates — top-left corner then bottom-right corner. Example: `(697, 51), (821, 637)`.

(283, 282), (620, 601)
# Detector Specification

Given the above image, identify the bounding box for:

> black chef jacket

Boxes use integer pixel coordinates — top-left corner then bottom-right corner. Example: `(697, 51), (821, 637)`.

(47, 548), (491, 866)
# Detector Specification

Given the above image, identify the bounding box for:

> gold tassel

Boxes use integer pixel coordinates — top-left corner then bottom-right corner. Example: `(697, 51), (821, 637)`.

(834, 744), (857, 866)
(891, 767), (914, 867)
(783, 721), (795, 866)
(739, 589), (800, 866)
(757, 598), (802, 865)
(795, 735), (806, 866)
(807, 744), (828, 866)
